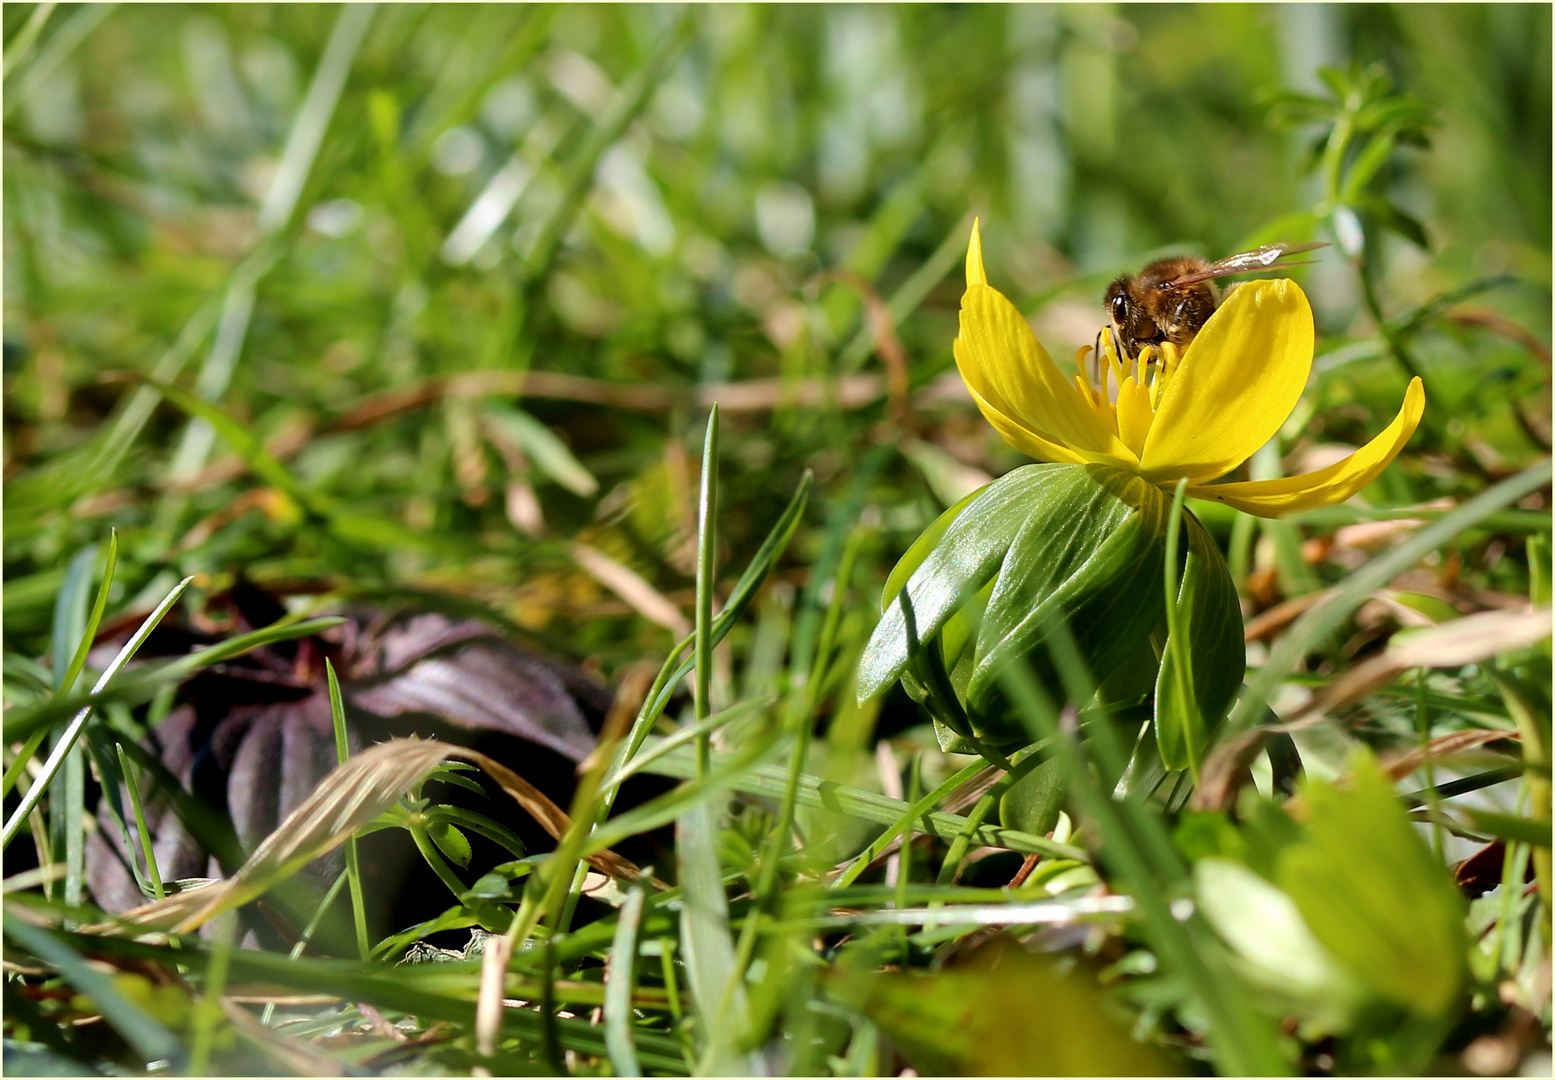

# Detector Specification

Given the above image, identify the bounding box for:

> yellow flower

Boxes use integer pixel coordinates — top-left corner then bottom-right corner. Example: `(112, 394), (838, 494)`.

(954, 221), (1425, 517)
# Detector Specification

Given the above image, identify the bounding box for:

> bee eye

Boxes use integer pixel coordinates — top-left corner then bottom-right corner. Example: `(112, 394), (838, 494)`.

(1109, 294), (1129, 323)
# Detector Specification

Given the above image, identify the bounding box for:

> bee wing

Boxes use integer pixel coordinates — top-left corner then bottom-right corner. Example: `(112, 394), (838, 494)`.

(1168, 241), (1329, 287)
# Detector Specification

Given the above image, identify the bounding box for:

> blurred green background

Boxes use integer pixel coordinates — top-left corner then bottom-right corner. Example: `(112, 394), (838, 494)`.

(4, 2), (1550, 658)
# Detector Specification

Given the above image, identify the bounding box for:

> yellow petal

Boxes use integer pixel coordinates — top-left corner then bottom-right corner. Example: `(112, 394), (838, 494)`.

(1140, 279), (1314, 483)
(957, 283), (1137, 468)
(961, 378), (1089, 465)
(966, 217), (987, 287)
(1186, 378), (1425, 518)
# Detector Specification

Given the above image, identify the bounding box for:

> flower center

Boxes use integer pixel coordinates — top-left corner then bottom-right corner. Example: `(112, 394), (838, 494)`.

(1071, 328), (1183, 461)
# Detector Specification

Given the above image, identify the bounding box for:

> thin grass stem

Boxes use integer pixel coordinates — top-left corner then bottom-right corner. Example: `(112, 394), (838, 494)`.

(325, 661), (371, 960)
(115, 744), (163, 902)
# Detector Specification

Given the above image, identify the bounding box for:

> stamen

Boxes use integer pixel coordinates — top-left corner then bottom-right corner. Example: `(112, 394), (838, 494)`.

(1104, 334), (1126, 403)
(1073, 346), (1096, 404)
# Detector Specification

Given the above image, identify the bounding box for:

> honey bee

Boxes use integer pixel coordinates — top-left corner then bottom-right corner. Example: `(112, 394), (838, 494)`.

(1103, 241), (1327, 363)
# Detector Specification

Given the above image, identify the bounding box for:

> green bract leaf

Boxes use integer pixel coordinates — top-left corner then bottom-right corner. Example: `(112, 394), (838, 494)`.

(997, 753), (1066, 836)
(880, 484), (986, 611)
(1155, 510), (1245, 773)
(860, 464), (1171, 746)
(1276, 753), (1468, 1017)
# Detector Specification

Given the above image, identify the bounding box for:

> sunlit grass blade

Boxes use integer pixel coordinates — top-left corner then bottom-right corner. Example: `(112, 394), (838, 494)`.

(115, 743), (163, 901)
(519, 10), (693, 285)
(4, 615), (346, 743)
(2, 575), (193, 851)
(2, 2), (110, 118)
(326, 660), (371, 961)
(605, 883), (647, 1077)
(695, 405), (720, 774)
(602, 467), (813, 818)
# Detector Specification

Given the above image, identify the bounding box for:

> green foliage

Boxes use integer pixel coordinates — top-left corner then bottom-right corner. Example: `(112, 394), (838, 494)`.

(2, 3), (1549, 1076)
(831, 938), (1173, 1076)
(1278, 754), (1469, 1020)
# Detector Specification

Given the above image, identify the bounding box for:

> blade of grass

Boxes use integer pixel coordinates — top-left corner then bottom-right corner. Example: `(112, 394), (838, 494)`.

(48, 543), (98, 917)
(831, 757), (990, 888)
(187, 912), (238, 1075)
(166, 2), (374, 489)
(695, 405), (720, 775)
(604, 883), (647, 1077)
(677, 402), (754, 1074)
(50, 542), (97, 691)
(4, 615), (347, 742)
(2, 2), (112, 118)
(255, 3), (375, 236)
(88, 301), (220, 490)
(116, 744), (162, 901)
(602, 696), (772, 792)
(77, 730), (150, 902)
(326, 660), (371, 961)
(838, 209), (975, 373)
(2, 576), (194, 851)
(598, 468), (813, 823)
(57, 530), (118, 697)
(2, 2), (57, 79)
(519, 11), (693, 287)
(678, 799), (749, 1075)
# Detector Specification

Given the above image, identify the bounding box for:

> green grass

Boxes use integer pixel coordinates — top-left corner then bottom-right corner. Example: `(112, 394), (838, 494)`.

(3, 4), (1551, 1076)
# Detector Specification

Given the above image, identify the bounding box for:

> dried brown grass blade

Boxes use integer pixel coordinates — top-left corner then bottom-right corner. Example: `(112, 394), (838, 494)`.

(444, 746), (645, 882)
(571, 542), (691, 637)
(97, 735), (645, 937)
(1197, 609), (1548, 811)
(1379, 728), (1523, 783)
(1297, 607), (1550, 725)
(475, 931), (515, 1058)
